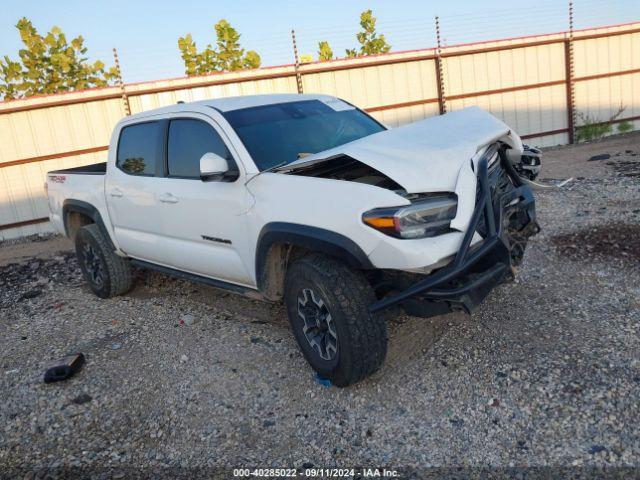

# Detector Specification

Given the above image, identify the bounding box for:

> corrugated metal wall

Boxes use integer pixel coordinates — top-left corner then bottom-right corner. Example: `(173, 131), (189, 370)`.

(442, 38), (569, 147)
(1, 23), (639, 240)
(573, 25), (640, 128)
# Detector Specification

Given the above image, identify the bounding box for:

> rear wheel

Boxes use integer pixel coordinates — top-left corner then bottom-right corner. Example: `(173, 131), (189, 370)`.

(284, 253), (387, 387)
(75, 224), (133, 298)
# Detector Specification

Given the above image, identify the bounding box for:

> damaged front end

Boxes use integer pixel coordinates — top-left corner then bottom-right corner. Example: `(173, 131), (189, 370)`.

(368, 143), (540, 318)
(508, 144), (542, 181)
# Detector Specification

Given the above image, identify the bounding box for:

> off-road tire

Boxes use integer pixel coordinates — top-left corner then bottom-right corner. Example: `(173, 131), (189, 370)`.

(284, 253), (387, 387)
(75, 224), (133, 298)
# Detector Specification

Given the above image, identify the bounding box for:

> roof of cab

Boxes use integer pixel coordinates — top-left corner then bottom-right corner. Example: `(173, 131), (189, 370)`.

(200, 93), (337, 112)
(124, 93), (338, 122)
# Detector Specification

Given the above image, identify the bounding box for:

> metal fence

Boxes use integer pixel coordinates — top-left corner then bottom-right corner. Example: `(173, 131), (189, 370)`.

(1, 21), (639, 240)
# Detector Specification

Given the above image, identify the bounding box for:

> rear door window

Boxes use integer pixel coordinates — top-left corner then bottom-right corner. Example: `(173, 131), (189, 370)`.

(167, 119), (233, 178)
(116, 122), (163, 176)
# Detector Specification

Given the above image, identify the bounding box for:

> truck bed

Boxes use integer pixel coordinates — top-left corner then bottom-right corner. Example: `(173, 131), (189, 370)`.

(46, 163), (109, 238)
(48, 162), (107, 175)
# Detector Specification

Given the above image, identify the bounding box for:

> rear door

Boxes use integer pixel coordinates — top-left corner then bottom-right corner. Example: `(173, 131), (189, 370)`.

(152, 114), (253, 286)
(105, 120), (169, 264)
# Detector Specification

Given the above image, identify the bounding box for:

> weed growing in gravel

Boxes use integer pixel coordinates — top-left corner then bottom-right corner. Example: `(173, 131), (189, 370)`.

(576, 105), (632, 142)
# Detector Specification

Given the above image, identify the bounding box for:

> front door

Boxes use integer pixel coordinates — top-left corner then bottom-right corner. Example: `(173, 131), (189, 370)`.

(152, 116), (253, 286)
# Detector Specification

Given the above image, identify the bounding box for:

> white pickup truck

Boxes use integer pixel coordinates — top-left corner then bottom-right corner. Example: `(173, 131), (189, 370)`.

(46, 94), (541, 386)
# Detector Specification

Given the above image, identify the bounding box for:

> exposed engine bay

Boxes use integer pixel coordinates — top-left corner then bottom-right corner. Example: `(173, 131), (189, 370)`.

(286, 154), (404, 192)
(287, 146), (543, 198)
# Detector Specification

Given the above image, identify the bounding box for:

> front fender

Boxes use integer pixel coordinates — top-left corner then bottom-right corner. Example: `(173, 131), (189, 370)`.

(255, 222), (373, 292)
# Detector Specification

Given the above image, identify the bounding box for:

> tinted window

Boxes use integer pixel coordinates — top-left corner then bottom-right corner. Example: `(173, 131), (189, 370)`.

(222, 100), (385, 171)
(117, 122), (163, 175)
(168, 119), (232, 178)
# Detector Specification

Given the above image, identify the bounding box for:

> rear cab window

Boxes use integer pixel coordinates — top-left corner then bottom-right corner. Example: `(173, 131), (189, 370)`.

(116, 121), (164, 176)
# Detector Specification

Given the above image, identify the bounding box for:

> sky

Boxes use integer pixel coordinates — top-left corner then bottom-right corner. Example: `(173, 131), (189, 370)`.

(1, 0), (638, 83)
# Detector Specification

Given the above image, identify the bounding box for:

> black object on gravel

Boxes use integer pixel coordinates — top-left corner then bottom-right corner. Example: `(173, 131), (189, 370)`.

(71, 393), (93, 405)
(43, 353), (86, 383)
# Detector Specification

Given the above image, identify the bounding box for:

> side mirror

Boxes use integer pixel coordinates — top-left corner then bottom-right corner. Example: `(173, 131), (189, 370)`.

(199, 152), (229, 181)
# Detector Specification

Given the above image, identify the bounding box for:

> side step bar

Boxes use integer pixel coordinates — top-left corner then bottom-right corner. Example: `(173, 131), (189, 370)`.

(130, 259), (264, 300)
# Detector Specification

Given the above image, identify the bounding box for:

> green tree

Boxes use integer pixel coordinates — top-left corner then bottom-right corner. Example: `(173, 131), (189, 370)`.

(177, 34), (202, 77)
(346, 9), (391, 58)
(299, 54), (313, 64)
(0, 18), (117, 100)
(178, 20), (261, 76)
(317, 41), (334, 61)
(243, 50), (261, 70)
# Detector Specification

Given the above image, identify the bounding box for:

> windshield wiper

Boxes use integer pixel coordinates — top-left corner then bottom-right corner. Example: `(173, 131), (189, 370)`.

(244, 160), (289, 186)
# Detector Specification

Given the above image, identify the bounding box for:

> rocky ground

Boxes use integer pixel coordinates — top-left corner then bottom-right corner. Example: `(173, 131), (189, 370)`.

(1, 133), (639, 479)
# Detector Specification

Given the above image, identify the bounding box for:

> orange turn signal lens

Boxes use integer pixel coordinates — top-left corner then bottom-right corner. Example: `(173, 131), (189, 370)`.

(363, 216), (395, 229)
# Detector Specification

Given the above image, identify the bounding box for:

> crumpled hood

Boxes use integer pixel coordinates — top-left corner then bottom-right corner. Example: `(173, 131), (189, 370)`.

(281, 106), (523, 194)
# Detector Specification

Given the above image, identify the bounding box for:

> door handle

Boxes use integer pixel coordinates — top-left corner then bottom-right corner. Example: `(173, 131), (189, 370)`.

(159, 193), (179, 204)
(109, 188), (123, 198)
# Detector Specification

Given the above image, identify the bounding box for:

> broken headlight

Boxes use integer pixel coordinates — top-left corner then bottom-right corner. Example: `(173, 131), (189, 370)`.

(362, 194), (458, 239)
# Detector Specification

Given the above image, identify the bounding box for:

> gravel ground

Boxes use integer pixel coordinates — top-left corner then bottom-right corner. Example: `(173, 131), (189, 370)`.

(1, 133), (639, 478)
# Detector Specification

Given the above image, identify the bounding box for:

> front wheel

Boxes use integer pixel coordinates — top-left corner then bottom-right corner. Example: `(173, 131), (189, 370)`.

(284, 253), (387, 387)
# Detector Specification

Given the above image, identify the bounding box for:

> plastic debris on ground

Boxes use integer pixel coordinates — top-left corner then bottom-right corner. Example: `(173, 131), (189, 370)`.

(314, 372), (332, 387)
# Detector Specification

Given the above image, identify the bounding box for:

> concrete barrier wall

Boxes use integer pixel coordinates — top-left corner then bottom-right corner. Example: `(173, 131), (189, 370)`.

(1, 22), (638, 240)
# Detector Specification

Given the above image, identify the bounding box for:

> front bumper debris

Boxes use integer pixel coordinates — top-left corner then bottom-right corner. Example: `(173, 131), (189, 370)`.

(369, 145), (539, 316)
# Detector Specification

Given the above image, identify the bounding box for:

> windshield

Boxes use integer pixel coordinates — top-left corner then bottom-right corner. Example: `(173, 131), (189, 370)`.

(222, 99), (385, 171)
